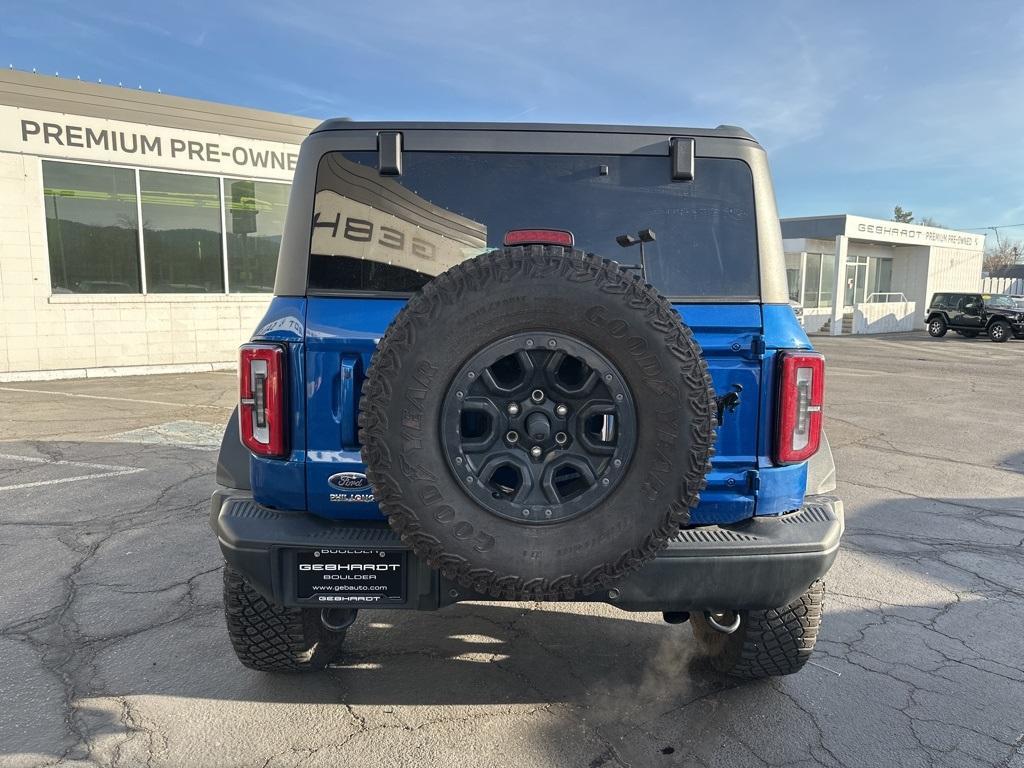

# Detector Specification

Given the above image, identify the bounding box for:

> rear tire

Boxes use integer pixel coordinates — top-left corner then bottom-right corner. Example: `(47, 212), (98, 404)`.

(691, 580), (825, 678)
(989, 320), (1010, 343)
(223, 565), (346, 672)
(927, 317), (947, 337)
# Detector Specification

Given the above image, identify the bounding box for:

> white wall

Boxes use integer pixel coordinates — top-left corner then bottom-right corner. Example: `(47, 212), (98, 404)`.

(924, 246), (985, 320)
(0, 151), (270, 379)
(853, 301), (917, 333)
(888, 245), (932, 324)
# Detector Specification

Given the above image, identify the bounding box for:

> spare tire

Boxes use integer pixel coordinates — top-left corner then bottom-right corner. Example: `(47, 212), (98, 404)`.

(359, 246), (716, 600)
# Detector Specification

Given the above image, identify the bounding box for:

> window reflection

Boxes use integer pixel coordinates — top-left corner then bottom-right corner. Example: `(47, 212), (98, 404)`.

(224, 178), (289, 293)
(43, 161), (141, 293)
(140, 171), (223, 293)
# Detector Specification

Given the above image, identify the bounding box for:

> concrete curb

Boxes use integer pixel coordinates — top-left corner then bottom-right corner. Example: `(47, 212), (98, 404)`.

(0, 361), (236, 383)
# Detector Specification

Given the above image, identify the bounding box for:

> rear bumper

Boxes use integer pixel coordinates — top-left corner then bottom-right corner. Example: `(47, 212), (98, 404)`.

(210, 490), (843, 612)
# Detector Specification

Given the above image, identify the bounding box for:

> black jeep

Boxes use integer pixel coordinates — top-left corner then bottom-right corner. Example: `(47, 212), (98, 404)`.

(211, 121), (843, 679)
(925, 292), (1024, 342)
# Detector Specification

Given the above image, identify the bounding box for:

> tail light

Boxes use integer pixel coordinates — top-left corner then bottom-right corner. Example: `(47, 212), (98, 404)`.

(239, 343), (287, 457)
(503, 229), (574, 247)
(774, 351), (824, 464)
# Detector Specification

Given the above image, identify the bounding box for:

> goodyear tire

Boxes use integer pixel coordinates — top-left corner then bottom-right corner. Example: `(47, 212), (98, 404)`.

(359, 246), (716, 600)
(223, 565), (346, 672)
(691, 580), (825, 678)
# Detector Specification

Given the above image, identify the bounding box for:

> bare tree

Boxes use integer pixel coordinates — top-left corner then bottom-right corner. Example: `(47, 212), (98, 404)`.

(915, 216), (943, 228)
(983, 239), (1022, 274)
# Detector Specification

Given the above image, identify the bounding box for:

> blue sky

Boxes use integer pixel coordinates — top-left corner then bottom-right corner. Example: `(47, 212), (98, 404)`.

(3, 0), (1021, 239)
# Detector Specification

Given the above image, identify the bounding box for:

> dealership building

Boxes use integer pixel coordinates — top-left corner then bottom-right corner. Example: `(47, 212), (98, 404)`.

(0, 71), (990, 380)
(782, 215), (985, 334)
(0, 70), (318, 381)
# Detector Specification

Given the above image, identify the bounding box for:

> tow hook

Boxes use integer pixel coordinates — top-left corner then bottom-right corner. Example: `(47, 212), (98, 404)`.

(715, 384), (743, 424)
(320, 608), (358, 633)
(704, 610), (742, 634)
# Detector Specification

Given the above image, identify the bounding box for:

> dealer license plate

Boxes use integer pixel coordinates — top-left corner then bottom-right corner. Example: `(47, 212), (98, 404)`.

(295, 548), (406, 604)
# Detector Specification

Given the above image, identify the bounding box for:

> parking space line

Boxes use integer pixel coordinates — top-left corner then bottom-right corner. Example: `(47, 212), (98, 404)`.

(0, 452), (146, 492)
(0, 469), (145, 492)
(0, 386), (225, 410)
(0, 452), (142, 471)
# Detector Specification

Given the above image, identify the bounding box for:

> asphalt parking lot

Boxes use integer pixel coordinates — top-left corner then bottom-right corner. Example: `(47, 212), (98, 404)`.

(1, 331), (1022, 768)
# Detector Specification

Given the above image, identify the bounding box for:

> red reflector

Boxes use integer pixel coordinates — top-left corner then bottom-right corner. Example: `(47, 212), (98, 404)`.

(503, 229), (574, 247)
(239, 343), (287, 458)
(774, 351), (824, 465)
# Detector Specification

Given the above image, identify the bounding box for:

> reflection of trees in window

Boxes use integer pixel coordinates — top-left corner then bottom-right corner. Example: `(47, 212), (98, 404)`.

(43, 161), (141, 293)
(224, 178), (289, 293)
(140, 171), (223, 293)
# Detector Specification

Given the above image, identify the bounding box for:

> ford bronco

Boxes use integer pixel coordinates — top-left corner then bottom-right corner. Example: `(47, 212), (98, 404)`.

(211, 122), (843, 678)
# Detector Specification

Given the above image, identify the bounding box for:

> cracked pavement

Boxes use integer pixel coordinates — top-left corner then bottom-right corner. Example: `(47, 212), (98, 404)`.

(1, 331), (1022, 767)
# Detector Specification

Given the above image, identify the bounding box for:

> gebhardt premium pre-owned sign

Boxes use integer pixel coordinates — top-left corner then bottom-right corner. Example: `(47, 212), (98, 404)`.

(0, 105), (299, 181)
(846, 214), (984, 250)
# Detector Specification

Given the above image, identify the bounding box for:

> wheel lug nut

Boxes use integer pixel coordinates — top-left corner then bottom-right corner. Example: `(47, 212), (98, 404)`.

(555, 404), (568, 418)
(507, 403), (520, 416)
(506, 430), (519, 444)
(555, 432), (568, 445)
(530, 446), (543, 459)
(530, 389), (545, 404)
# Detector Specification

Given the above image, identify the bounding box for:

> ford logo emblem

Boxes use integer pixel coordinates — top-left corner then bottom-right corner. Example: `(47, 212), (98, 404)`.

(328, 472), (371, 491)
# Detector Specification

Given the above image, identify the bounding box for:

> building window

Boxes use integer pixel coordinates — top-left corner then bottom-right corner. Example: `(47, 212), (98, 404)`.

(803, 253), (822, 308)
(785, 253), (802, 302)
(42, 160), (141, 293)
(223, 178), (288, 292)
(41, 160), (291, 295)
(819, 252), (835, 307)
(140, 171), (224, 293)
(869, 257), (893, 297)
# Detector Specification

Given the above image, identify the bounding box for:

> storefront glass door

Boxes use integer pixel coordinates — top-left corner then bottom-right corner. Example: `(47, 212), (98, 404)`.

(843, 258), (868, 309)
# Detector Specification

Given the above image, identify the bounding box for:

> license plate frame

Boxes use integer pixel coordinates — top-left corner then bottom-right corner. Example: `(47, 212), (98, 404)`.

(293, 548), (407, 605)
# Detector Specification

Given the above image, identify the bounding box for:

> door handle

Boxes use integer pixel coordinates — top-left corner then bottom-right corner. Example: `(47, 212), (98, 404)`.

(339, 354), (363, 451)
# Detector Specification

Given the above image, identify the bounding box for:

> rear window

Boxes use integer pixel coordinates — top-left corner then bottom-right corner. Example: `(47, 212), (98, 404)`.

(308, 151), (759, 300)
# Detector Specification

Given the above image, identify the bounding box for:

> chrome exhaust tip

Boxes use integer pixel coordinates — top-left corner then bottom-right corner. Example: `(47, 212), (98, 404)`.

(703, 610), (741, 634)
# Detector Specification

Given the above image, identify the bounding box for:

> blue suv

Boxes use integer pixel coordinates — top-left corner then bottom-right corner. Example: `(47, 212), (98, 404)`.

(211, 122), (843, 678)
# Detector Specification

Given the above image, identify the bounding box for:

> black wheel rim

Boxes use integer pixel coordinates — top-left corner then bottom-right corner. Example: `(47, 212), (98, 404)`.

(440, 331), (637, 525)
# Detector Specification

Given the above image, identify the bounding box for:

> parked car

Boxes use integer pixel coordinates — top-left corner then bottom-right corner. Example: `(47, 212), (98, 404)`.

(925, 292), (1024, 342)
(211, 121), (843, 679)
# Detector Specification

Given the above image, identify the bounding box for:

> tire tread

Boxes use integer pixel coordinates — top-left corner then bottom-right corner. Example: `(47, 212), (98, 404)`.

(358, 246), (717, 601)
(222, 565), (343, 672)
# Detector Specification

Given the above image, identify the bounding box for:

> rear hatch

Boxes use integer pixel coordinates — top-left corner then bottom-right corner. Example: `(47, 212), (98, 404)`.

(302, 143), (764, 525)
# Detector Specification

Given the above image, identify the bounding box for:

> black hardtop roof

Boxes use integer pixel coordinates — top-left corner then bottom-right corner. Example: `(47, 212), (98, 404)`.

(311, 120), (758, 144)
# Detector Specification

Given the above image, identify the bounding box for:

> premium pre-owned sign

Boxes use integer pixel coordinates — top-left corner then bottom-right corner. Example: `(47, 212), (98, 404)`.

(0, 105), (299, 181)
(845, 215), (984, 250)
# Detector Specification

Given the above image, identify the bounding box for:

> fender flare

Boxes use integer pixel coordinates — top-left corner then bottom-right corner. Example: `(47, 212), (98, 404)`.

(216, 407), (251, 490)
(806, 430), (836, 495)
